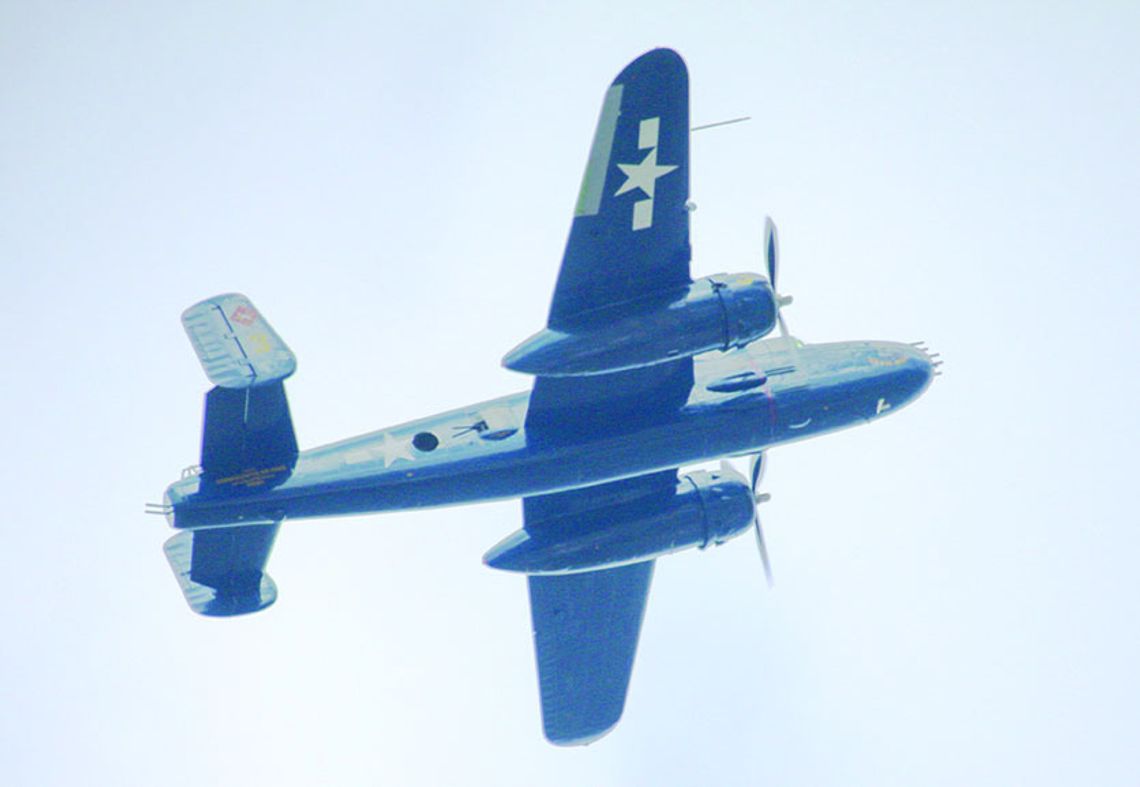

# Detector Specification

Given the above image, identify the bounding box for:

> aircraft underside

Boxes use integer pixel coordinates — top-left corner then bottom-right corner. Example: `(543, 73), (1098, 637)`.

(152, 47), (936, 746)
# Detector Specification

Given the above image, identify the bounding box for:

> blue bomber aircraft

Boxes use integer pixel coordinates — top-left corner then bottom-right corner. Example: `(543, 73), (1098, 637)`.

(152, 48), (937, 745)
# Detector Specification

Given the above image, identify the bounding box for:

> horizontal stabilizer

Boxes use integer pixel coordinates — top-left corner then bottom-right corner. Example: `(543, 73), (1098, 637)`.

(182, 293), (296, 389)
(164, 523), (280, 616)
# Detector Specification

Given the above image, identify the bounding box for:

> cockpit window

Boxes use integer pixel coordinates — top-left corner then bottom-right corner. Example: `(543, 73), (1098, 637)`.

(866, 349), (907, 366)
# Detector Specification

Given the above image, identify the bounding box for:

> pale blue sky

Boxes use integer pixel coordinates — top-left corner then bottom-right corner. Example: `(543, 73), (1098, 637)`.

(2, 2), (1138, 785)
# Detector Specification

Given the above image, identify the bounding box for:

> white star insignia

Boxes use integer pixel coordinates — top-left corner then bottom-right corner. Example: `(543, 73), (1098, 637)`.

(614, 148), (677, 200)
(376, 433), (414, 468)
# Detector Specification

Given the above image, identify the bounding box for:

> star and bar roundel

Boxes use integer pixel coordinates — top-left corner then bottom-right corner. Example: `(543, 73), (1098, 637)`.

(551, 48), (691, 327)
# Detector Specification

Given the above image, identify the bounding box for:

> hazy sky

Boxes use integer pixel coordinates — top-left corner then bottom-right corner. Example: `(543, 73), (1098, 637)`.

(3, 2), (1138, 785)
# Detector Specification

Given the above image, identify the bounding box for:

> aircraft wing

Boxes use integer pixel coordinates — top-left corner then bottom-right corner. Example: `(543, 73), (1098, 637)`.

(526, 49), (694, 438)
(521, 51), (693, 743)
(528, 563), (654, 745)
(523, 472), (673, 745)
(547, 47), (690, 327)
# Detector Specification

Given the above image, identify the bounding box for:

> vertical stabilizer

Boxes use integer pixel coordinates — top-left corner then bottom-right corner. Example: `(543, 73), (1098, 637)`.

(164, 524), (280, 616)
(199, 382), (298, 493)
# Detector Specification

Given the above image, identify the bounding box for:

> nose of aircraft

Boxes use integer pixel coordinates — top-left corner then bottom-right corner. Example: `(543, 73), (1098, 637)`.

(852, 340), (938, 421)
(876, 341), (938, 409)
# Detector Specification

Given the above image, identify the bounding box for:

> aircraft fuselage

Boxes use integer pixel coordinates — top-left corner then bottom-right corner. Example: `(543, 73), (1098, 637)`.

(165, 338), (933, 530)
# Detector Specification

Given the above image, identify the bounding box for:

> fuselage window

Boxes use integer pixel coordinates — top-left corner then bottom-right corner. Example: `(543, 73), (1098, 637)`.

(413, 431), (440, 452)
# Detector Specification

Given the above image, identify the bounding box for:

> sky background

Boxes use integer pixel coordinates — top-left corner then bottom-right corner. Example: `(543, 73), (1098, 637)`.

(3, 2), (1138, 785)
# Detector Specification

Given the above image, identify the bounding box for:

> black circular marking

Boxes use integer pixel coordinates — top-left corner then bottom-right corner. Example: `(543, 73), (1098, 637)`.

(412, 431), (439, 452)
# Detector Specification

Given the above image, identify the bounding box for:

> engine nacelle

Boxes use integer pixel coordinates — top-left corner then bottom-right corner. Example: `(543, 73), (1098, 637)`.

(502, 273), (777, 377)
(483, 466), (755, 575)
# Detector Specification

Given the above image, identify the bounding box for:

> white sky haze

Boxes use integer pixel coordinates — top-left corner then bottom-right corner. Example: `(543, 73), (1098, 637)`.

(2, 2), (1138, 785)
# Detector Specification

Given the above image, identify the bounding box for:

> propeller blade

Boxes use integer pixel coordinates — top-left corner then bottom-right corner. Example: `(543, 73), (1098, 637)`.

(754, 515), (774, 588)
(764, 216), (794, 338)
(749, 452), (766, 492)
(749, 451), (774, 587)
(763, 215), (779, 289)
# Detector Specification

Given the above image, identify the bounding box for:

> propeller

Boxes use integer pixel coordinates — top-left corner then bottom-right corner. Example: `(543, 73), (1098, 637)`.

(748, 452), (775, 588)
(763, 216), (794, 337)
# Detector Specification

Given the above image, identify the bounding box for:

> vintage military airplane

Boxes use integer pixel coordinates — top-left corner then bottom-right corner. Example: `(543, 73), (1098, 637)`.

(150, 48), (937, 745)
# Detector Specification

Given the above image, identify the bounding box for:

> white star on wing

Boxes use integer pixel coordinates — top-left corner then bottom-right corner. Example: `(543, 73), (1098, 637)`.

(376, 433), (414, 467)
(614, 148), (678, 200)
